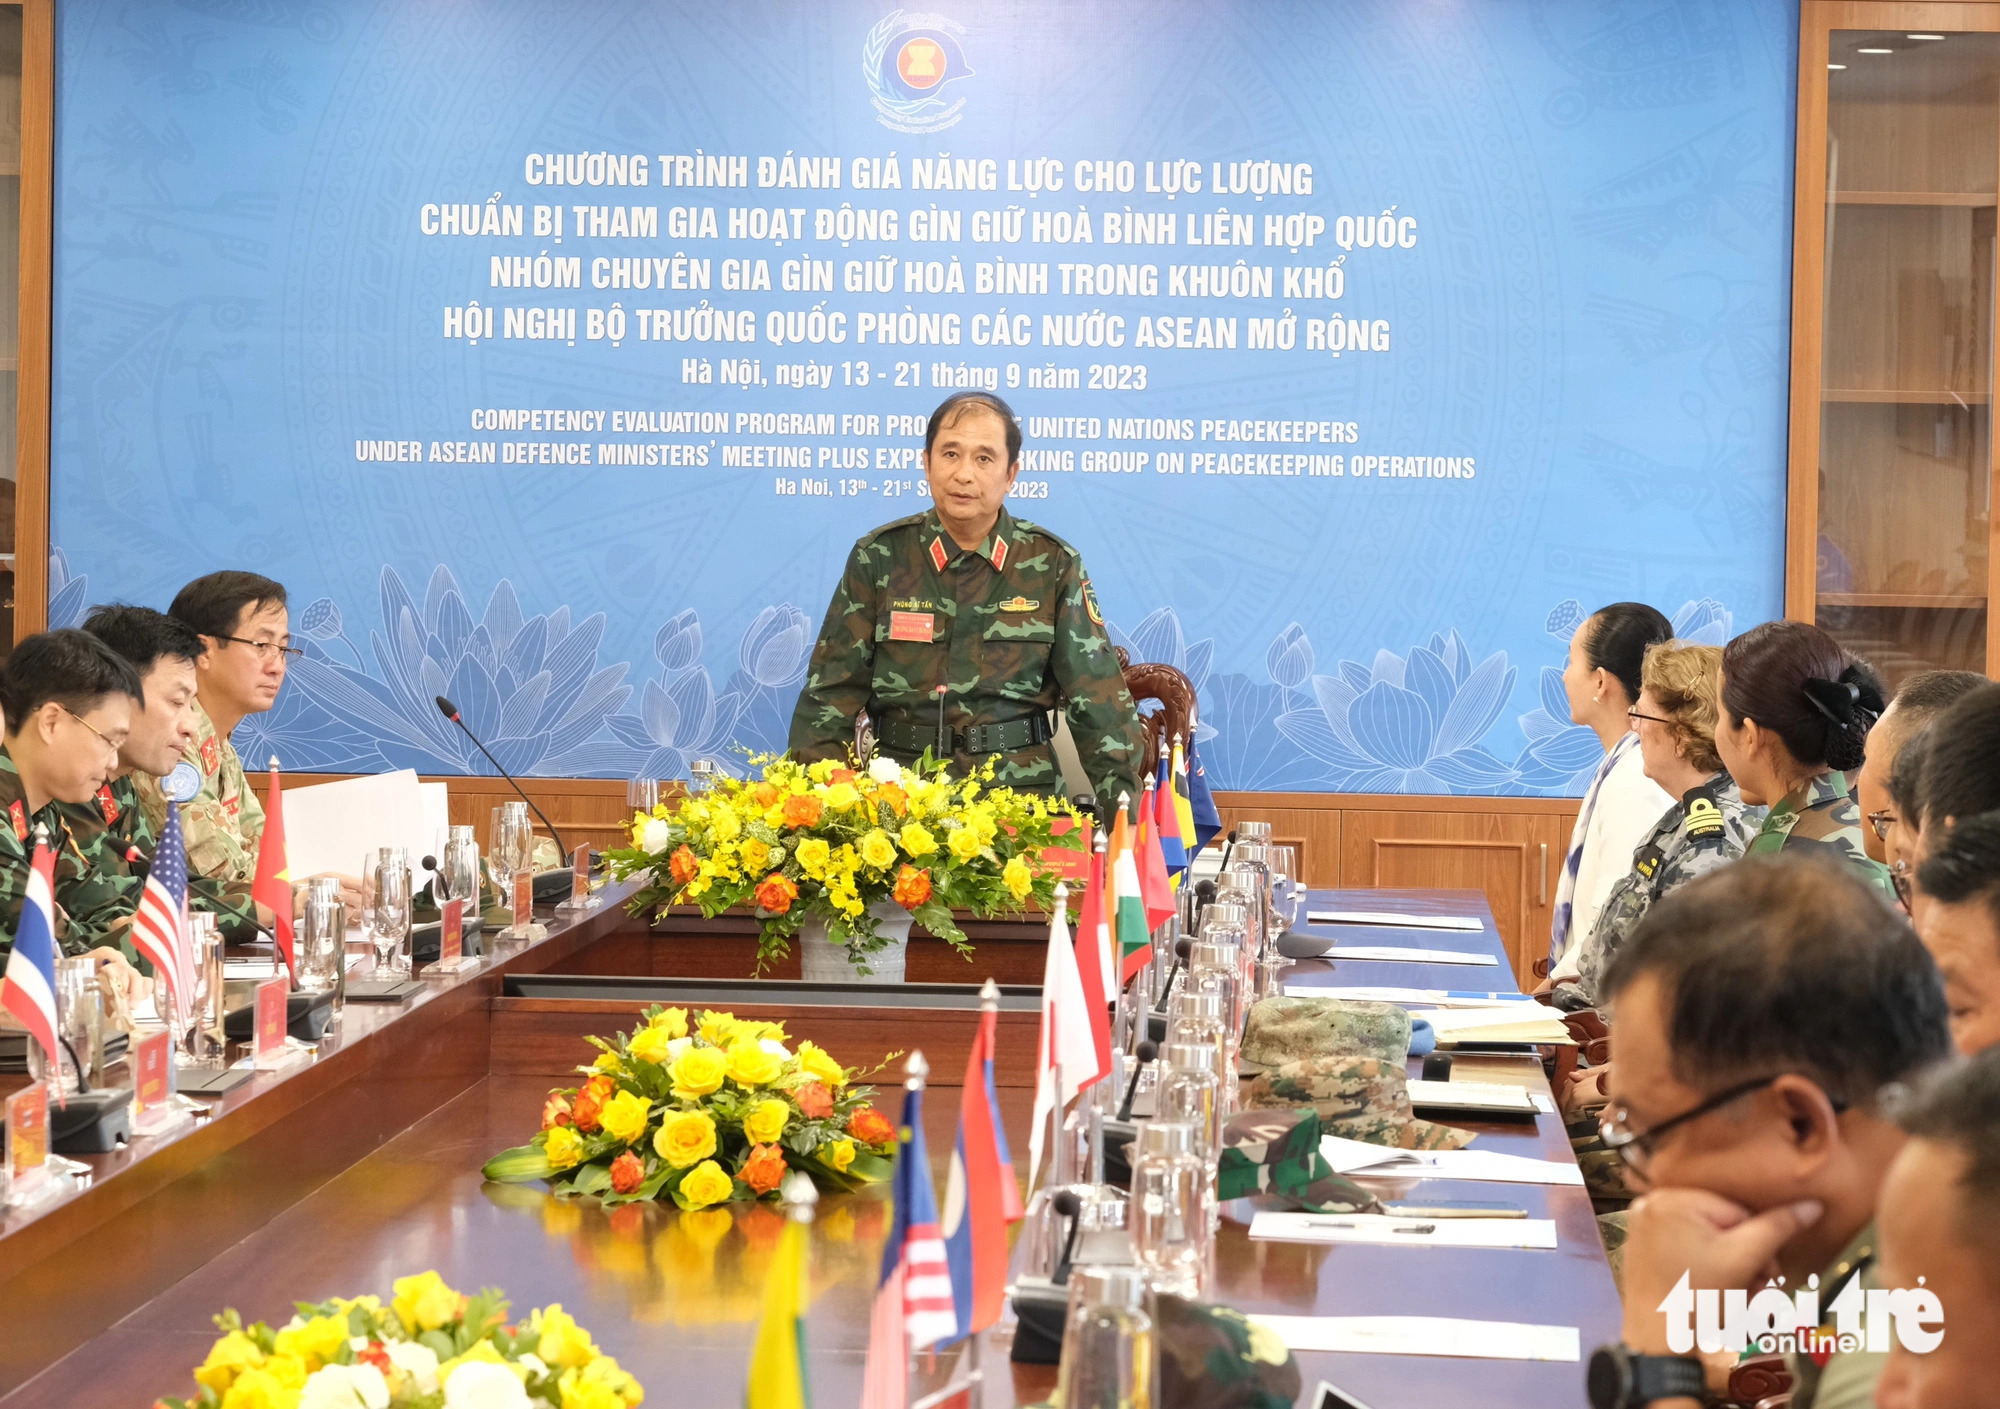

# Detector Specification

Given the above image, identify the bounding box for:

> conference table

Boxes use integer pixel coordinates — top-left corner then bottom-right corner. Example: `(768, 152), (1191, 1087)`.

(0, 885), (1616, 1408)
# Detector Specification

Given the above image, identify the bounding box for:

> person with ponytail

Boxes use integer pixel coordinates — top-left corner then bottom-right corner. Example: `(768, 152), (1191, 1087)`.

(1715, 620), (1892, 891)
(1545, 602), (1675, 984)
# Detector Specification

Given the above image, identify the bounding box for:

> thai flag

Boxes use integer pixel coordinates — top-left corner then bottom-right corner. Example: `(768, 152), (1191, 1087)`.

(2, 833), (62, 1088)
(131, 802), (194, 1025)
(940, 1000), (1023, 1345)
(860, 1078), (957, 1409)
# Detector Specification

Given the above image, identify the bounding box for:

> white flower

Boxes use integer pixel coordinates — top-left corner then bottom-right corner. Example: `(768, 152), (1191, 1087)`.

(299, 1363), (390, 1409)
(641, 817), (672, 855)
(385, 1339), (441, 1395)
(666, 1036), (692, 1059)
(760, 1038), (791, 1058)
(868, 756), (904, 784)
(515, 1352), (550, 1379)
(444, 1360), (532, 1409)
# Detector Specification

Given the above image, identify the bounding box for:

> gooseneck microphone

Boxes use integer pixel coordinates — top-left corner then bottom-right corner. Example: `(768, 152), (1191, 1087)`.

(434, 695), (572, 860)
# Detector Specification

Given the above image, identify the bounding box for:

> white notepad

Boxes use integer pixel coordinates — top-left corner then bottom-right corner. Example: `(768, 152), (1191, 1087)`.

(1249, 1314), (1580, 1361)
(1407, 1078), (1551, 1116)
(1286, 986), (1525, 1008)
(1248, 1210), (1559, 1248)
(1322, 946), (1499, 967)
(1309, 910), (1484, 931)
(1318, 1135), (1584, 1186)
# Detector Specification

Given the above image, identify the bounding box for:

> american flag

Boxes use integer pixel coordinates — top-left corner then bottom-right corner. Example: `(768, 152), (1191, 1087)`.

(860, 1072), (957, 1409)
(2, 830), (62, 1089)
(132, 802), (194, 1025)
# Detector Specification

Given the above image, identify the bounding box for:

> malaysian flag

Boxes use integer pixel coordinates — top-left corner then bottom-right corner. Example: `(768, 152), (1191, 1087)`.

(2, 828), (62, 1095)
(860, 1070), (956, 1409)
(132, 801), (194, 1025)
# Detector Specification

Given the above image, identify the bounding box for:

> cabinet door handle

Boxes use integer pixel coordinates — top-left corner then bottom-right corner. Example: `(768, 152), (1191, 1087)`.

(1539, 843), (1548, 907)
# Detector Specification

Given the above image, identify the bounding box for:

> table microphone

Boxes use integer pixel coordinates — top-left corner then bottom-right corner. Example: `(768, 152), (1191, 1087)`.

(122, 845), (150, 884)
(1116, 1039), (1157, 1120)
(434, 695), (572, 859)
(1153, 936), (1193, 1013)
(1050, 1189), (1083, 1284)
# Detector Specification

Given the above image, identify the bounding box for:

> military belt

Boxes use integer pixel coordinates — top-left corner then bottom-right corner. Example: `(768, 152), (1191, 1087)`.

(877, 712), (1054, 757)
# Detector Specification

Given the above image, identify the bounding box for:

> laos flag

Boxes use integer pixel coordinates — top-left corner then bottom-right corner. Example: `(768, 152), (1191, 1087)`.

(940, 994), (1022, 1344)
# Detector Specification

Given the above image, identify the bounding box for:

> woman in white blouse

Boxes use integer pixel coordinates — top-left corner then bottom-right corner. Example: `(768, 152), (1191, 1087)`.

(1544, 602), (1674, 987)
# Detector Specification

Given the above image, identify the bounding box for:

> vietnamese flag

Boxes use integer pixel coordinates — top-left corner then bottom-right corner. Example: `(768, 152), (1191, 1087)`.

(252, 757), (295, 980)
(1111, 798), (1151, 982)
(1137, 777), (1175, 931)
(1070, 837), (1113, 1079)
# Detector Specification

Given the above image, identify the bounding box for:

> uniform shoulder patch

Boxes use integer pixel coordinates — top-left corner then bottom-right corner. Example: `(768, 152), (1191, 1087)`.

(1081, 575), (1104, 625)
(1632, 842), (1665, 881)
(1682, 788), (1726, 840)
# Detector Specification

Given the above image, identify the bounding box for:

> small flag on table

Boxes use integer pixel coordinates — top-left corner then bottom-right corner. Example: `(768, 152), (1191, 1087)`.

(132, 801), (195, 1026)
(252, 756), (294, 979)
(2, 828), (61, 1099)
(1070, 839), (1112, 1081)
(1027, 883), (1101, 1195)
(1184, 739), (1223, 857)
(1137, 776), (1175, 932)
(861, 1061), (957, 1409)
(1154, 742), (1188, 883)
(745, 1175), (816, 1409)
(942, 981), (1024, 1346)
(1110, 800), (1151, 982)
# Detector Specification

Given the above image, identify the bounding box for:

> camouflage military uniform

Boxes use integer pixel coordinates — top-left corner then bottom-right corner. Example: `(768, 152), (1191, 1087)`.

(132, 697), (264, 885)
(1245, 1056), (1475, 1150)
(1154, 1295), (1302, 1409)
(54, 774), (260, 954)
(1238, 994), (1411, 1072)
(1217, 1106), (1380, 1213)
(0, 747), (136, 962)
(1788, 1222), (1887, 1409)
(1745, 770), (1894, 895)
(1557, 773), (1764, 1011)
(787, 507), (1145, 803)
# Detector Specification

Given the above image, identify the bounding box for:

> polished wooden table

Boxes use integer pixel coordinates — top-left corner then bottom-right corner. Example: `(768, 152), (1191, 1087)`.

(0, 884), (1617, 1408)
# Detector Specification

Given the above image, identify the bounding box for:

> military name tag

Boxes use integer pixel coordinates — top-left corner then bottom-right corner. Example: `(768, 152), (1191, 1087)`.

(888, 611), (935, 642)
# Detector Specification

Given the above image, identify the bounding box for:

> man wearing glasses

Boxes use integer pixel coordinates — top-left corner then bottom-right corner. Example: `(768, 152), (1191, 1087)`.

(1588, 858), (1950, 1409)
(0, 629), (148, 1003)
(133, 571), (298, 887)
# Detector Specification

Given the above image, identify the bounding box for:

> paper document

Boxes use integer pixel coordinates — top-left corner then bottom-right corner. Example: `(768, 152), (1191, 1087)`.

(1322, 946), (1498, 967)
(1318, 1134), (1583, 1186)
(1249, 1210), (1558, 1248)
(282, 769), (435, 878)
(1415, 1006), (1571, 1043)
(1248, 1314), (1580, 1362)
(1308, 910), (1483, 931)
(1284, 985), (1525, 1007)
(1407, 1079), (1551, 1115)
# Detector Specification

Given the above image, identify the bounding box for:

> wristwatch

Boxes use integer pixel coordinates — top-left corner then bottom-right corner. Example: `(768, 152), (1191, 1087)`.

(1587, 1344), (1706, 1408)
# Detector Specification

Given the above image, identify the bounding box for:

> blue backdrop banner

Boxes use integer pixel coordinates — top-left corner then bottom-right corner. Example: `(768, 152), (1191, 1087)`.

(52, 0), (1796, 792)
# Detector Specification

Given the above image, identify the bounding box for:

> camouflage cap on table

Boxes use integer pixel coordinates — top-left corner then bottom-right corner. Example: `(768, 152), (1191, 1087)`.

(1216, 1107), (1380, 1214)
(1245, 1056), (1475, 1150)
(1155, 1294), (1302, 1409)
(1237, 995), (1412, 1074)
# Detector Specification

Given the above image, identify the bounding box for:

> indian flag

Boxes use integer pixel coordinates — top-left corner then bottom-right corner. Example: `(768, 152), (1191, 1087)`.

(1111, 798), (1151, 981)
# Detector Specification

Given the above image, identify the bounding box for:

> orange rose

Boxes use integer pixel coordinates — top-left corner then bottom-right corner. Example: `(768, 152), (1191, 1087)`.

(609, 1150), (645, 1195)
(780, 794), (823, 829)
(847, 1106), (896, 1147)
(669, 844), (700, 886)
(876, 784), (908, 815)
(796, 1081), (834, 1119)
(571, 1087), (604, 1132)
(891, 864), (932, 910)
(752, 782), (783, 808)
(755, 873), (799, 915)
(740, 1143), (788, 1195)
(541, 1092), (573, 1130)
(829, 767), (857, 784)
(585, 1074), (616, 1101)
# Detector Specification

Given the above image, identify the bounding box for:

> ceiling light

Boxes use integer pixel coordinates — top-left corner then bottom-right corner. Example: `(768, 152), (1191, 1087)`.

(1857, 47), (1895, 54)
(1907, 34), (1946, 41)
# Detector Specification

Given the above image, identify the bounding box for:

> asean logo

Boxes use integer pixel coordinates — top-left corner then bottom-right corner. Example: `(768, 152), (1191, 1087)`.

(864, 11), (973, 134)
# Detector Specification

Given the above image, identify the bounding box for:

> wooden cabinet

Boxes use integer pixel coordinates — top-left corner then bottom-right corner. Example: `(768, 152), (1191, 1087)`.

(1793, 4), (2000, 678)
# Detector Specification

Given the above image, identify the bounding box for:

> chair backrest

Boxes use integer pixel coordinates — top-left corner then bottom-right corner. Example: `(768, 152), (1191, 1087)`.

(1120, 659), (1197, 779)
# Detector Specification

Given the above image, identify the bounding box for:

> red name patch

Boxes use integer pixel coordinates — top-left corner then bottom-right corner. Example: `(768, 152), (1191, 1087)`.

(888, 611), (935, 643)
(97, 784), (119, 823)
(200, 737), (220, 776)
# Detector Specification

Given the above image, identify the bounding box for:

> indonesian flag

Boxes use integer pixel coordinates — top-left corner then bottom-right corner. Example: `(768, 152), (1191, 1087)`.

(1069, 839), (1113, 1081)
(861, 1080), (957, 1409)
(251, 757), (293, 979)
(1111, 799), (1150, 982)
(1026, 886), (1101, 1195)
(2, 831), (61, 1096)
(940, 997), (1023, 1345)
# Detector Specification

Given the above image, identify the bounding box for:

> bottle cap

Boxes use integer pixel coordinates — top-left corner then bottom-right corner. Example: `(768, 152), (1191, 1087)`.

(1139, 1121), (1194, 1156)
(1165, 1041), (1216, 1074)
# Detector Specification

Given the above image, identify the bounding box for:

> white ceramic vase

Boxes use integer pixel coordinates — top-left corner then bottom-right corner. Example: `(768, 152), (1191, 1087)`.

(796, 899), (914, 983)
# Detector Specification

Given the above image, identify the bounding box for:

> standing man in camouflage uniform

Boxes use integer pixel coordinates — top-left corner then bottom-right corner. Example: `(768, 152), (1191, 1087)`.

(0, 630), (147, 1003)
(56, 605), (260, 948)
(789, 392), (1144, 806)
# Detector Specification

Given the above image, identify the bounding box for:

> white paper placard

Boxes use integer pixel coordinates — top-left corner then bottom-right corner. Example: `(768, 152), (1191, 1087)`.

(1284, 986), (1525, 1007)
(1249, 1314), (1580, 1362)
(281, 769), (431, 878)
(1321, 946), (1499, 967)
(1248, 1211), (1559, 1249)
(1318, 1135), (1584, 1186)
(1308, 910), (1483, 931)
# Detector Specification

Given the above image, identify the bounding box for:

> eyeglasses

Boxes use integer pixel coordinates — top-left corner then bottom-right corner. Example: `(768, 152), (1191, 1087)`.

(1599, 1073), (1848, 1174)
(1866, 809), (1896, 842)
(60, 705), (121, 761)
(1890, 860), (1914, 911)
(218, 635), (303, 665)
(1627, 708), (1675, 727)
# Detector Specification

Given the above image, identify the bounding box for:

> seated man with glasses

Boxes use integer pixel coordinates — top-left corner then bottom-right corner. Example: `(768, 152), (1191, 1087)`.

(1912, 811), (2000, 1057)
(1595, 856), (1950, 1409)
(1851, 669), (1984, 886)
(133, 570), (299, 889)
(0, 629), (148, 1003)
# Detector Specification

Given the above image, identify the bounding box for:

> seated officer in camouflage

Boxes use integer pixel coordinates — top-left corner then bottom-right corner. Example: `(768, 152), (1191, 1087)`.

(0, 630), (147, 1004)
(54, 606), (260, 948)
(788, 391), (1145, 806)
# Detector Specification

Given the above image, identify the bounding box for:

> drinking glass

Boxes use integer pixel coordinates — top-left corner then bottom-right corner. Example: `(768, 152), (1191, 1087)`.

(441, 825), (481, 916)
(1055, 1266), (1155, 1409)
(370, 847), (412, 976)
(357, 851), (379, 936)
(489, 806), (532, 884)
(298, 893), (344, 994)
(1128, 1121), (1210, 1298)
(1268, 844), (1302, 933)
(627, 778), (660, 813)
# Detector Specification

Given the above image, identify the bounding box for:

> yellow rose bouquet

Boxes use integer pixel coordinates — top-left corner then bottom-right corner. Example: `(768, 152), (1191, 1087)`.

(604, 752), (1081, 974)
(155, 1271), (642, 1409)
(482, 1006), (897, 1209)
